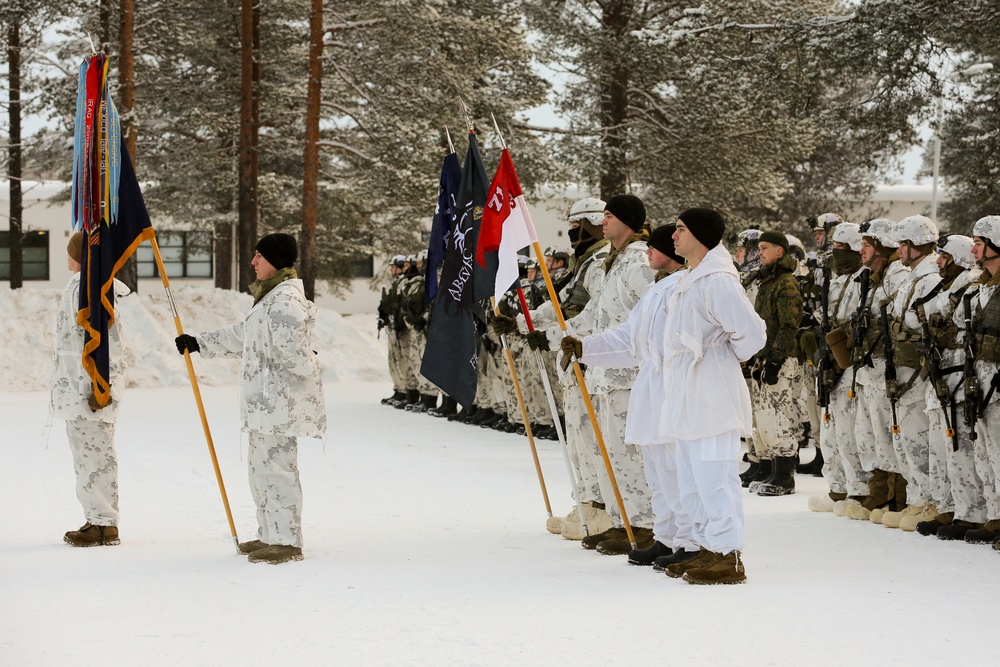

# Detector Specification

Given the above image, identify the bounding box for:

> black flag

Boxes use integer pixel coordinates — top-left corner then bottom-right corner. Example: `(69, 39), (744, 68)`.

(420, 133), (489, 408)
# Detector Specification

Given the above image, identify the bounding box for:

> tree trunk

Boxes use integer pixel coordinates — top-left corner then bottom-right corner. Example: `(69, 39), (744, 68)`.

(7, 23), (23, 289)
(300, 0), (323, 301)
(214, 222), (233, 289)
(237, 0), (258, 292)
(598, 1), (631, 200)
(117, 0), (139, 292)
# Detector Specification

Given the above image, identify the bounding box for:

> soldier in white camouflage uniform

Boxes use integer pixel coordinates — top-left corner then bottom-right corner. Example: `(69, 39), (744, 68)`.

(954, 216), (1000, 548)
(807, 223), (870, 514)
(910, 235), (987, 537)
(501, 198), (612, 539)
(54, 232), (130, 548)
(381, 256), (409, 406)
(846, 220), (912, 522)
(873, 216), (941, 529)
(543, 194), (656, 556)
(177, 233), (327, 564)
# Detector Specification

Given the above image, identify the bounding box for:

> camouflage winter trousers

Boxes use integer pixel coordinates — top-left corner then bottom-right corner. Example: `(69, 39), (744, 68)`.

(406, 330), (437, 395)
(674, 430), (745, 554)
(641, 442), (697, 551)
(592, 389), (652, 530)
(749, 360), (801, 459)
(892, 377), (932, 505)
(854, 379), (899, 473)
(66, 418), (119, 526)
(387, 330), (409, 392)
(822, 374), (870, 497)
(972, 401), (1000, 521)
(562, 379), (603, 505)
(927, 403), (987, 523)
(797, 364), (821, 440)
(247, 432), (303, 548)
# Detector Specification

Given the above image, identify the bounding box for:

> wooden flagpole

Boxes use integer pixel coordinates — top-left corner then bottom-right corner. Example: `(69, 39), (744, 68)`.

(491, 297), (552, 516)
(150, 234), (240, 552)
(489, 114), (634, 547)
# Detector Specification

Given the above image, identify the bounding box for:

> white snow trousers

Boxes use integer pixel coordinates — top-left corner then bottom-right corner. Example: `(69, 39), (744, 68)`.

(641, 442), (697, 551)
(248, 432), (303, 548)
(822, 374), (870, 496)
(67, 418), (119, 526)
(674, 430), (745, 554)
(973, 401), (1000, 521)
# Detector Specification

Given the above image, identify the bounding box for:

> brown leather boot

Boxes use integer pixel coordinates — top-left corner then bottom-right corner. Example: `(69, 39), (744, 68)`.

(64, 523), (120, 547)
(683, 550), (747, 585)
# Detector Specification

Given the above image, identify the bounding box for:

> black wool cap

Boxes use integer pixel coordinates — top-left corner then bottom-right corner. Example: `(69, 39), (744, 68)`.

(605, 194), (647, 232)
(759, 230), (789, 253)
(256, 233), (298, 270)
(649, 224), (684, 264)
(678, 208), (726, 250)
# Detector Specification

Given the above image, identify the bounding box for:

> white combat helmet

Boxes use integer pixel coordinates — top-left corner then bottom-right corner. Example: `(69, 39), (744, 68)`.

(938, 235), (976, 270)
(568, 197), (606, 226)
(972, 215), (1000, 248)
(860, 218), (898, 248)
(831, 222), (863, 252)
(812, 212), (844, 232)
(786, 233), (806, 260)
(416, 249), (428, 263)
(893, 215), (940, 246)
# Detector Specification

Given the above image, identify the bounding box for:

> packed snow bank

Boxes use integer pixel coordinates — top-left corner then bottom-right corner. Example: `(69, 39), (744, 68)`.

(0, 282), (389, 392)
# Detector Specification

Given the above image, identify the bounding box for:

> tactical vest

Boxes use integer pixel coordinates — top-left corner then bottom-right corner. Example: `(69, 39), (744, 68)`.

(888, 317), (922, 369)
(974, 287), (1000, 364)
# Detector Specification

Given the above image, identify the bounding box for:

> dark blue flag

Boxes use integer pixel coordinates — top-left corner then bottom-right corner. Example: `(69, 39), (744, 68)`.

(420, 133), (489, 408)
(425, 151), (462, 305)
(78, 140), (155, 406)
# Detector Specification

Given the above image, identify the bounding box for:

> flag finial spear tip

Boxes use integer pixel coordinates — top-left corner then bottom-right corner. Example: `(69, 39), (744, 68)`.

(459, 97), (474, 134)
(491, 113), (507, 150)
(445, 126), (455, 155)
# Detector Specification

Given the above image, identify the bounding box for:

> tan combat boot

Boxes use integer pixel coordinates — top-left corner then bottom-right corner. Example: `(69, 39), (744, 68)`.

(247, 545), (304, 564)
(64, 523), (120, 547)
(683, 550), (747, 585)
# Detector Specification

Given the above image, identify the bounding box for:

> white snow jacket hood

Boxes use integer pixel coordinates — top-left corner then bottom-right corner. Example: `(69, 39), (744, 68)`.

(198, 279), (327, 440)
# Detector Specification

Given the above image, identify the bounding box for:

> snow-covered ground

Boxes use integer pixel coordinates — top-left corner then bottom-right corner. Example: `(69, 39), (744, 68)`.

(2, 285), (999, 666)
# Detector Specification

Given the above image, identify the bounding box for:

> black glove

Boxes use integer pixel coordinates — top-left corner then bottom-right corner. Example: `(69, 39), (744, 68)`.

(525, 330), (549, 351)
(175, 334), (200, 355)
(414, 317), (427, 333)
(490, 313), (518, 337)
(762, 358), (783, 385)
(559, 336), (583, 371)
(481, 336), (496, 355)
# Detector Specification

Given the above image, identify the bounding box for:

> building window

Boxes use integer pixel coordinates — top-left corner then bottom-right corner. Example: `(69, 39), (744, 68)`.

(137, 231), (213, 279)
(0, 230), (50, 281)
(353, 255), (374, 278)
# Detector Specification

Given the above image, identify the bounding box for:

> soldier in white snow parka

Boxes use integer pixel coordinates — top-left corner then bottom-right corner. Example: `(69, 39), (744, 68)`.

(176, 233), (327, 565)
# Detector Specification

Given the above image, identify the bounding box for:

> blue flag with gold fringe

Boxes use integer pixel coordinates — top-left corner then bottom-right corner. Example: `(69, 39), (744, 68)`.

(73, 55), (155, 407)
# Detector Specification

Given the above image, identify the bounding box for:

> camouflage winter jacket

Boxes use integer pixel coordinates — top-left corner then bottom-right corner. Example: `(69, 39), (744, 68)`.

(753, 254), (804, 362)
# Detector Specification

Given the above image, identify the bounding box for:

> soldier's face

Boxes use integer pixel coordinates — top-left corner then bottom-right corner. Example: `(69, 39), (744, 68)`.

(252, 251), (278, 281)
(526, 268), (537, 280)
(734, 247), (747, 264)
(936, 251), (952, 271)
(860, 238), (876, 265)
(814, 230), (826, 247)
(672, 220), (702, 259)
(757, 241), (783, 266)
(602, 211), (632, 246)
(647, 246), (671, 271)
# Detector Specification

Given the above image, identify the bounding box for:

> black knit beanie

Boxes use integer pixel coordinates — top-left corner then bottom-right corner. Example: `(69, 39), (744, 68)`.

(649, 224), (684, 264)
(256, 233), (298, 269)
(759, 230), (789, 253)
(605, 194), (646, 232)
(678, 208), (725, 250)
